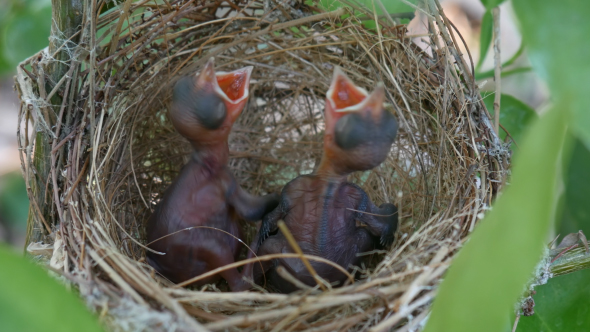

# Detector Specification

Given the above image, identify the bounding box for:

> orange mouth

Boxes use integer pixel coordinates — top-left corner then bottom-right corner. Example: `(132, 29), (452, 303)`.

(326, 67), (369, 111)
(324, 67), (387, 127)
(197, 58), (253, 105)
(216, 69), (251, 103)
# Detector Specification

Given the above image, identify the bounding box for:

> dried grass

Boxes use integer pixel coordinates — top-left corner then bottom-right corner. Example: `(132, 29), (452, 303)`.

(16, 0), (510, 330)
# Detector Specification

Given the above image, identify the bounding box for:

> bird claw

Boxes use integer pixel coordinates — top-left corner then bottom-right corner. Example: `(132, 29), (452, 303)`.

(380, 233), (394, 247)
(257, 221), (271, 247)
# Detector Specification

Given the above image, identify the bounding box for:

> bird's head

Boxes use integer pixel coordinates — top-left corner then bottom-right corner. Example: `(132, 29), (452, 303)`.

(318, 67), (398, 176)
(170, 57), (253, 149)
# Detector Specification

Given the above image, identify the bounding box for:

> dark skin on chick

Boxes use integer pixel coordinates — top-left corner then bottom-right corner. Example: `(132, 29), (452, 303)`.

(146, 58), (278, 291)
(251, 68), (399, 293)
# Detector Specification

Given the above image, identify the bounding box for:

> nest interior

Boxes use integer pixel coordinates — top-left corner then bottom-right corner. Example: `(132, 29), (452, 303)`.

(16, 0), (510, 331)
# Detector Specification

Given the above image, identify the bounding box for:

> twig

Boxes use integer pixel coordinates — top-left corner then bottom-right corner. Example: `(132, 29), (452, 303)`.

(174, 253), (354, 289)
(275, 266), (314, 291)
(493, 6), (501, 135)
(50, 128), (78, 154)
(550, 244), (578, 264)
(145, 225), (262, 276)
(370, 291), (435, 332)
(550, 245), (590, 276)
(346, 208), (396, 217)
(64, 155), (89, 204)
(45, 67), (71, 102)
(512, 313), (521, 332)
(169, 7), (346, 80)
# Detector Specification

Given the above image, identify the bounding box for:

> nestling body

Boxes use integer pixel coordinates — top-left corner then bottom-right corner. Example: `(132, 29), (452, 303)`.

(146, 58), (278, 291)
(253, 68), (399, 293)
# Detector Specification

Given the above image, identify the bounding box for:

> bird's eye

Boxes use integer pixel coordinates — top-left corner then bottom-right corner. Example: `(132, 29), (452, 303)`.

(194, 92), (227, 130)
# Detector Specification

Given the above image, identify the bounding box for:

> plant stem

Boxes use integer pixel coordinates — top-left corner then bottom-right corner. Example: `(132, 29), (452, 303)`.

(24, 0), (84, 250)
(49, 0), (84, 82)
(492, 6), (501, 135)
(550, 246), (590, 277)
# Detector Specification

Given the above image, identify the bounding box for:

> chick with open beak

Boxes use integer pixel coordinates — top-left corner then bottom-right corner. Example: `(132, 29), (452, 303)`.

(252, 68), (399, 293)
(146, 58), (279, 291)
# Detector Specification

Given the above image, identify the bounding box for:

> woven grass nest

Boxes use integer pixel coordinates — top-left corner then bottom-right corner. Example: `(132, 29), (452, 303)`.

(16, 0), (511, 330)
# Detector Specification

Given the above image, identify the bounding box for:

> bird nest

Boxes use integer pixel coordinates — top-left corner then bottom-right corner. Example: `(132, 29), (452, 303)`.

(16, 0), (510, 331)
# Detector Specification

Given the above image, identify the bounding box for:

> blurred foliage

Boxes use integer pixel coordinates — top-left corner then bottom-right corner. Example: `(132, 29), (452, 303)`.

(423, 102), (568, 332)
(517, 268), (590, 332)
(512, 0), (590, 149)
(557, 139), (590, 236)
(0, 172), (29, 230)
(0, 0), (52, 76)
(0, 244), (104, 332)
(483, 93), (538, 146)
(476, 10), (492, 72)
(480, 0), (507, 11)
(425, 0), (590, 331)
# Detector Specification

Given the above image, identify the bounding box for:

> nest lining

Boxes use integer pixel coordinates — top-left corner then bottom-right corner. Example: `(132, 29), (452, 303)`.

(16, 0), (510, 331)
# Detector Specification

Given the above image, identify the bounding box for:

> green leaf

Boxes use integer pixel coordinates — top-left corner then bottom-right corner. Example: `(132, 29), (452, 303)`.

(357, 0), (414, 14)
(476, 67), (532, 81)
(482, 93), (538, 144)
(422, 105), (568, 332)
(517, 268), (590, 332)
(476, 10), (493, 72)
(318, 0), (415, 28)
(0, 5), (52, 67)
(558, 138), (590, 236)
(480, 0), (506, 10)
(512, 0), (590, 149)
(0, 245), (104, 332)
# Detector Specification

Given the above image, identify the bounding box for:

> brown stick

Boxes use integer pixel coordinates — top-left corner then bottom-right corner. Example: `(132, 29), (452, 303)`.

(511, 314), (521, 332)
(50, 128), (78, 154)
(63, 155), (90, 204)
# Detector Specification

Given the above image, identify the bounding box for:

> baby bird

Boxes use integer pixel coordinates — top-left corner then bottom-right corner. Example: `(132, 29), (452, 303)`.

(146, 58), (278, 291)
(252, 68), (399, 293)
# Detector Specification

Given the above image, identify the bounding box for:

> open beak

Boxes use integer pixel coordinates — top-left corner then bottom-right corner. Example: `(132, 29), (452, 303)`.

(326, 67), (368, 112)
(195, 57), (253, 122)
(325, 67), (386, 125)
